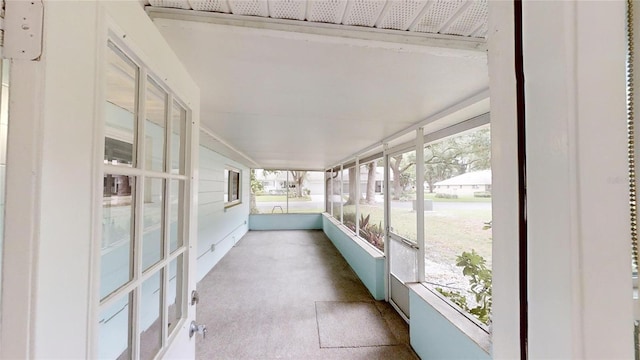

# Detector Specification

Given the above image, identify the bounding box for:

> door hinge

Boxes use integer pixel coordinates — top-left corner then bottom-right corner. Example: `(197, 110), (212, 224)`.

(3, 0), (43, 60)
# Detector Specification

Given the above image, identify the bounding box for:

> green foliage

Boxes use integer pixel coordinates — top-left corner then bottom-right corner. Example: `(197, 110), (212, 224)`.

(435, 193), (458, 199)
(423, 128), (491, 193)
(250, 169), (263, 194)
(358, 214), (384, 251)
(342, 213), (385, 252)
(437, 250), (492, 325)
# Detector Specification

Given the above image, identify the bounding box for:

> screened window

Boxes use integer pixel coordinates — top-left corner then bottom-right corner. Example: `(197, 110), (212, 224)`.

(423, 125), (492, 327)
(358, 158), (384, 252)
(251, 169), (325, 214)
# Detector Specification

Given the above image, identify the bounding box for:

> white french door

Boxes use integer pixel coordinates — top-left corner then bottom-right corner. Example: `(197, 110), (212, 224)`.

(0, 2), (199, 358)
(95, 7), (199, 360)
(385, 147), (419, 320)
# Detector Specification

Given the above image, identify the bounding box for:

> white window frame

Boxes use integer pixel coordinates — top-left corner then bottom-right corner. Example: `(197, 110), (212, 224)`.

(224, 166), (242, 208)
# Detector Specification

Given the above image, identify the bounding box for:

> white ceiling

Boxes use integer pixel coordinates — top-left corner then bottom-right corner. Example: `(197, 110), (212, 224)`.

(148, 4), (489, 170)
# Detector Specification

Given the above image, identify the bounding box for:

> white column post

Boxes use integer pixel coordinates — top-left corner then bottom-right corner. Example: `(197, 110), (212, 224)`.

(339, 164), (344, 223)
(355, 156), (360, 235)
(416, 128), (425, 282)
(487, 1), (520, 358)
(383, 145), (390, 301)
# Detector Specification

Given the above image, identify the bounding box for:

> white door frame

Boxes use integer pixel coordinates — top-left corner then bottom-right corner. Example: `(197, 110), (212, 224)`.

(0, 2), (200, 358)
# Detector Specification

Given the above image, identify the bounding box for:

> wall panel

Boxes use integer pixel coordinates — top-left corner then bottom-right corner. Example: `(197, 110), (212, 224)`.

(196, 142), (249, 281)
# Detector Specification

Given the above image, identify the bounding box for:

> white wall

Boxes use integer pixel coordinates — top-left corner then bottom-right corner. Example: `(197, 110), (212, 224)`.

(197, 134), (250, 281)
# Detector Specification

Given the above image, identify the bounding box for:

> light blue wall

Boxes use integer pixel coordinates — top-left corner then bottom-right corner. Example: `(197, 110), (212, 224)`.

(197, 140), (250, 281)
(249, 214), (323, 230)
(321, 215), (385, 300)
(409, 289), (491, 360)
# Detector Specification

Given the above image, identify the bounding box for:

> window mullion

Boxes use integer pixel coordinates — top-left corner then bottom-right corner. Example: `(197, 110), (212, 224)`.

(161, 95), (173, 347)
(131, 66), (148, 360)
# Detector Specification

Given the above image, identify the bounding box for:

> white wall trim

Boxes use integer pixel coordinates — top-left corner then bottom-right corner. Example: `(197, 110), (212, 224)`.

(0, 58), (44, 360)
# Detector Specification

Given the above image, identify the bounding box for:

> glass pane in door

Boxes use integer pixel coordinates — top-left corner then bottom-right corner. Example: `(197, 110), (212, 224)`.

(389, 150), (417, 242)
(145, 78), (167, 172)
(389, 237), (419, 282)
(140, 271), (163, 360)
(101, 175), (135, 299)
(167, 254), (183, 336)
(169, 180), (183, 253)
(171, 102), (185, 174)
(105, 42), (137, 167)
(142, 178), (164, 271)
(98, 293), (132, 360)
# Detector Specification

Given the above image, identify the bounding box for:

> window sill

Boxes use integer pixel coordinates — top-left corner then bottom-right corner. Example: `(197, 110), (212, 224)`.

(252, 212), (323, 215)
(224, 200), (242, 210)
(407, 283), (491, 354)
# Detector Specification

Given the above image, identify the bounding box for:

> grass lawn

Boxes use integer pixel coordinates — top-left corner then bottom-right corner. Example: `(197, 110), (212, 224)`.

(255, 195), (312, 202)
(424, 193), (491, 203)
(342, 203), (492, 266)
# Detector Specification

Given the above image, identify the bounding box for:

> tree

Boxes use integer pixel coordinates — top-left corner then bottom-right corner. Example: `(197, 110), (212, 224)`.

(363, 162), (377, 204)
(344, 167), (358, 205)
(289, 170), (307, 198)
(389, 154), (414, 200)
(249, 169), (263, 214)
(423, 128), (491, 192)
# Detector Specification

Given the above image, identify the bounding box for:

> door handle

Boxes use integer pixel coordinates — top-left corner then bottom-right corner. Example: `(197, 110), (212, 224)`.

(189, 320), (207, 339)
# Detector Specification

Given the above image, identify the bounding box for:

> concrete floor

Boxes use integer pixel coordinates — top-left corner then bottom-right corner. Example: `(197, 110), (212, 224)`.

(196, 230), (417, 360)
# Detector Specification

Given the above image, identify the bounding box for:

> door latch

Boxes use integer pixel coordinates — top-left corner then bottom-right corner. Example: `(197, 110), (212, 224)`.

(189, 321), (207, 339)
(191, 290), (199, 305)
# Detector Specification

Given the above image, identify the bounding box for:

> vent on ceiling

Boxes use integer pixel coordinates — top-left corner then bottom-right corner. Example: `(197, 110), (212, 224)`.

(189, 0), (230, 13)
(306, 0), (348, 24)
(341, 0), (386, 27)
(377, 0), (427, 31)
(228, 0), (269, 17)
(442, 0), (486, 36)
(149, 0), (192, 10)
(269, 0), (306, 20)
(412, 0), (464, 33)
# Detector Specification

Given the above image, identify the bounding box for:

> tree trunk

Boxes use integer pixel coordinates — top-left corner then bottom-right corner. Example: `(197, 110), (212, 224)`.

(296, 176), (303, 197)
(364, 162), (376, 204)
(390, 155), (403, 200)
(290, 171), (307, 198)
(250, 192), (258, 214)
(344, 167), (358, 205)
(427, 179), (435, 193)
